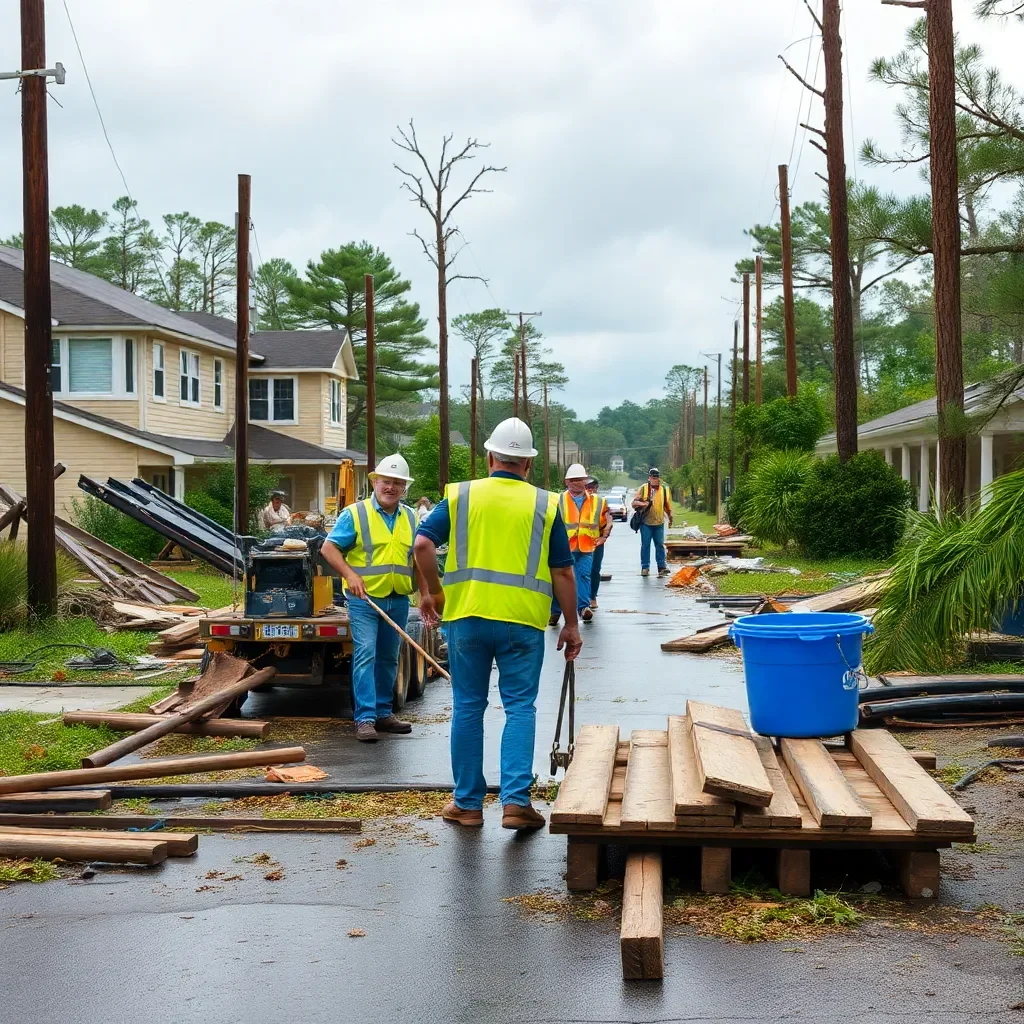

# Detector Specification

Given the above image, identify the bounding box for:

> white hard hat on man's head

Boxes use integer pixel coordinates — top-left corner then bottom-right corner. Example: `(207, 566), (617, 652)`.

(369, 453), (414, 484)
(564, 463), (588, 480)
(484, 417), (538, 459)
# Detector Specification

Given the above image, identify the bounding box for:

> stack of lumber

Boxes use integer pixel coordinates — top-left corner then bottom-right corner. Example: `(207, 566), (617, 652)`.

(552, 701), (975, 981)
(0, 826), (199, 865)
(102, 602), (205, 632)
(147, 603), (235, 658)
(661, 573), (888, 653)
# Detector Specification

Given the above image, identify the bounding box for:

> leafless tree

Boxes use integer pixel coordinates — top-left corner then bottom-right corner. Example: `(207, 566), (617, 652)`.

(393, 121), (506, 488)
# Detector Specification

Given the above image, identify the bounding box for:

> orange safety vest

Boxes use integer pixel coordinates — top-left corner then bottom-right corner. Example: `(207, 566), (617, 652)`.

(560, 491), (602, 553)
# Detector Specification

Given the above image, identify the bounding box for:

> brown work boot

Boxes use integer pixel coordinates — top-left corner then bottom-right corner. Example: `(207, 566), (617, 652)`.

(502, 803), (546, 831)
(441, 801), (483, 827)
(589, 599), (598, 610)
(355, 721), (378, 743)
(581, 607), (593, 622)
(658, 566), (670, 577)
(641, 568), (650, 577)
(375, 714), (412, 734)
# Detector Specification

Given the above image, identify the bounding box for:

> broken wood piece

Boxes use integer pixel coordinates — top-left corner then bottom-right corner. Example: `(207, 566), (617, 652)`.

(780, 738), (871, 829)
(62, 711), (267, 738)
(667, 715), (735, 819)
(619, 730), (675, 830)
(848, 729), (974, 836)
(0, 826), (198, 857)
(686, 701), (773, 807)
(550, 725), (619, 824)
(0, 790), (110, 813)
(148, 690), (186, 715)
(0, 746), (306, 795)
(620, 851), (664, 981)
(0, 813), (360, 833)
(0, 833), (168, 865)
(740, 736), (803, 828)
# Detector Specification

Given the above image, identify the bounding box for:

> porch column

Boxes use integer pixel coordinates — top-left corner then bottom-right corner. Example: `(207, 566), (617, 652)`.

(884, 447), (893, 466)
(901, 443), (911, 484)
(173, 467), (185, 503)
(918, 442), (930, 512)
(317, 470), (326, 513)
(980, 433), (995, 507)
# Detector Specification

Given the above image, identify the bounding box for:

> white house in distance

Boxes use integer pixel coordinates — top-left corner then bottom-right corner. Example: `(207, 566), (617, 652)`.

(815, 382), (1024, 511)
(609, 455), (625, 473)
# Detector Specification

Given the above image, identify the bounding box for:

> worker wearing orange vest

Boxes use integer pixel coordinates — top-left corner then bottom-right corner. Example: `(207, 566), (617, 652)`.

(549, 463), (601, 625)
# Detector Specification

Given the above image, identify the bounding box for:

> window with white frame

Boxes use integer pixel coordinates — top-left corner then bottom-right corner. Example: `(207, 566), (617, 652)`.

(68, 338), (113, 393)
(153, 342), (165, 400)
(179, 350), (200, 406)
(248, 376), (296, 423)
(214, 359), (224, 410)
(124, 338), (136, 394)
(330, 379), (343, 425)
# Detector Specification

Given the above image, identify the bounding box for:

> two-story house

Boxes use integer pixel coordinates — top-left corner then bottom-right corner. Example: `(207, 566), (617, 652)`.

(0, 245), (365, 518)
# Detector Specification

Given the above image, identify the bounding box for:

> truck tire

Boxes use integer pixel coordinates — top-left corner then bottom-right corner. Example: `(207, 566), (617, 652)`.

(393, 640), (410, 710)
(405, 619), (427, 701)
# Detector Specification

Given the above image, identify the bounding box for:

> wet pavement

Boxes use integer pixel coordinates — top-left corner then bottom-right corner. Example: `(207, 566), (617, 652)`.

(3, 530), (1023, 1023)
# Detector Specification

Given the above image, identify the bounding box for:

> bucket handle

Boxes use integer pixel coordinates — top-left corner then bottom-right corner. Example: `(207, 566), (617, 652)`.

(833, 633), (869, 691)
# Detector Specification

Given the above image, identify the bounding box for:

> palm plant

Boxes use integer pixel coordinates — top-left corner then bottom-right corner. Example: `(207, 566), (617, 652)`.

(865, 466), (1024, 673)
(742, 450), (814, 546)
(0, 541), (82, 628)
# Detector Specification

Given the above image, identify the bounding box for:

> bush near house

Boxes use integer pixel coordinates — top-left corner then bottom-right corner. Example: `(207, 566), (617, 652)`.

(404, 416), (473, 502)
(71, 496), (165, 562)
(184, 462), (282, 533)
(734, 386), (828, 455)
(741, 450), (814, 546)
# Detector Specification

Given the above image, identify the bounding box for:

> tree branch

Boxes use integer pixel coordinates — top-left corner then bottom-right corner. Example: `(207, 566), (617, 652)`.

(391, 120), (441, 192)
(779, 54), (825, 97)
(409, 228), (439, 269)
(800, 122), (827, 140)
(442, 164), (507, 225)
(880, 0), (928, 7)
(803, 0), (823, 31)
(808, 138), (829, 157)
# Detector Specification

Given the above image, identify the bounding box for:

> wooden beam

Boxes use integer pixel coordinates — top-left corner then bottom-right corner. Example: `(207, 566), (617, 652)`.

(620, 731), (675, 831)
(776, 849), (811, 897)
(0, 814), (360, 834)
(620, 851), (664, 981)
(740, 736), (802, 829)
(0, 826), (198, 857)
(62, 712), (268, 738)
(899, 850), (940, 898)
(700, 846), (731, 893)
(550, 725), (619, 824)
(0, 790), (110, 813)
(686, 701), (773, 807)
(0, 833), (168, 865)
(566, 837), (599, 891)
(780, 738), (871, 829)
(667, 715), (734, 819)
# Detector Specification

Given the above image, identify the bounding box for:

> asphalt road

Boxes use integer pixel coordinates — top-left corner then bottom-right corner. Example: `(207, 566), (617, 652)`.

(3, 529), (1022, 1023)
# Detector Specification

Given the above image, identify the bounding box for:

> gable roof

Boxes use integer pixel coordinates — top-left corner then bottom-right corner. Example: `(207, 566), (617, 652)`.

(0, 246), (234, 349)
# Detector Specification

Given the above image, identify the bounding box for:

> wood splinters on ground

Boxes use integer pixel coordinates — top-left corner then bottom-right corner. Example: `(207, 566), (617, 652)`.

(348, 928), (366, 938)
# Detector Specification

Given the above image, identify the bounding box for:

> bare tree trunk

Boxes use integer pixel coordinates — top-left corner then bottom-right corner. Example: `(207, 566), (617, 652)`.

(823, 0), (858, 461)
(779, 164), (799, 398)
(435, 220), (450, 489)
(930, 0), (965, 514)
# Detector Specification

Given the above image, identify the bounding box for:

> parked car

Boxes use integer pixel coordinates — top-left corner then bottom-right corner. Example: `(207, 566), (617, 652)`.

(604, 493), (628, 521)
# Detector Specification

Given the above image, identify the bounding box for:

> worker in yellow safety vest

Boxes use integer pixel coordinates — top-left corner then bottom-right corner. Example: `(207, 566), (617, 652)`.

(322, 454), (417, 743)
(549, 463), (601, 625)
(414, 418), (582, 831)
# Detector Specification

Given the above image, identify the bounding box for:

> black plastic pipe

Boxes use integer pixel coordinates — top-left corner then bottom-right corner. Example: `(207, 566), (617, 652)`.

(861, 692), (1024, 719)
(859, 678), (1024, 704)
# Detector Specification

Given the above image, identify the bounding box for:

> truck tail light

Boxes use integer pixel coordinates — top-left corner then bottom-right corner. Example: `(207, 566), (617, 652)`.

(210, 624), (249, 637)
(318, 626), (340, 637)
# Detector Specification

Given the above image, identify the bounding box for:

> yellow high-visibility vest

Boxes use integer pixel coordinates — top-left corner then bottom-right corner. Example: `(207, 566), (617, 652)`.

(442, 476), (559, 630)
(559, 491), (602, 553)
(344, 498), (416, 598)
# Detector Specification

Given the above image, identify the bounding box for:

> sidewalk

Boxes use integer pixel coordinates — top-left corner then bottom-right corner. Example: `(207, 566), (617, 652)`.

(0, 685), (155, 714)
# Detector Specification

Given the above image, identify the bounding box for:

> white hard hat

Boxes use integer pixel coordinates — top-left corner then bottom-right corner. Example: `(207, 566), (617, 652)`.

(484, 417), (538, 459)
(564, 463), (588, 480)
(369, 453), (414, 484)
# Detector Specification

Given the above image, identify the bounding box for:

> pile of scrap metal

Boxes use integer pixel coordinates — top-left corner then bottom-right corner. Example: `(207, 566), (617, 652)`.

(859, 675), (1024, 728)
(78, 476), (245, 576)
(0, 479), (198, 606)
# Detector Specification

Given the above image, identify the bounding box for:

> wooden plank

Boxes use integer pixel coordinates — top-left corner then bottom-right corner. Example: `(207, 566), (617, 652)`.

(550, 725), (619, 825)
(899, 850), (940, 898)
(849, 729), (974, 836)
(619, 731), (675, 831)
(62, 712), (268, 738)
(0, 833), (168, 865)
(780, 738), (871, 829)
(0, 790), (110, 813)
(620, 851), (664, 981)
(0, 747), (307, 795)
(777, 849), (811, 897)
(0, 814), (360, 834)
(700, 846), (731, 893)
(686, 702), (773, 807)
(740, 736), (802, 829)
(673, 815), (736, 829)
(615, 741), (629, 766)
(667, 715), (735, 818)
(566, 837), (599, 891)
(0, 826), (198, 857)
(910, 750), (937, 770)
(608, 763), (626, 801)
(830, 755), (913, 835)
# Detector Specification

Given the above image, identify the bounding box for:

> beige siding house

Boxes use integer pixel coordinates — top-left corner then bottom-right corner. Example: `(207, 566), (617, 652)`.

(0, 246), (365, 519)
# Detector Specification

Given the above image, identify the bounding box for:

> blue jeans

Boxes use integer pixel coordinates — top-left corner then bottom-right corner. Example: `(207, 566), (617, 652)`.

(346, 594), (409, 723)
(447, 616), (545, 808)
(550, 549), (593, 617)
(640, 523), (666, 571)
(590, 543), (605, 600)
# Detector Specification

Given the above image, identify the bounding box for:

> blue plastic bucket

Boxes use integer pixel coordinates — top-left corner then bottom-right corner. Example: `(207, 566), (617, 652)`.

(729, 612), (874, 738)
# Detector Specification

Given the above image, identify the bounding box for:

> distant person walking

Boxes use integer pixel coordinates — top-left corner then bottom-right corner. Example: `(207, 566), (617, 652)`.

(550, 463), (602, 624)
(632, 467), (673, 577)
(586, 477), (612, 610)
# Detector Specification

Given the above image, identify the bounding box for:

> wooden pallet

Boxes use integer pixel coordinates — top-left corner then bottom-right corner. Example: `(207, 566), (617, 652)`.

(664, 538), (748, 558)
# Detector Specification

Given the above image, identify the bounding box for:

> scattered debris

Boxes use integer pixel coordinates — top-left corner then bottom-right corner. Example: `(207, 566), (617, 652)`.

(347, 928), (366, 938)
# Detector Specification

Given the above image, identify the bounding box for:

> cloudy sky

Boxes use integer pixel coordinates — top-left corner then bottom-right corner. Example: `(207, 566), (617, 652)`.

(1, 0), (1020, 419)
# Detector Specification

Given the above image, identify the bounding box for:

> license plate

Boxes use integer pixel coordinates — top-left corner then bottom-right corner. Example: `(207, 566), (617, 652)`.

(260, 624), (298, 639)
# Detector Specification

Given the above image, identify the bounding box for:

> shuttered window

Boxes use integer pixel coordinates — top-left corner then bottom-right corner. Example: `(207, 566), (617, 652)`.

(68, 338), (113, 393)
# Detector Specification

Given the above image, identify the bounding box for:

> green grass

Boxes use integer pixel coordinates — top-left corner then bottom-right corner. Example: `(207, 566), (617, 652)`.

(164, 568), (236, 610)
(714, 548), (889, 597)
(670, 510), (719, 534)
(0, 710), (119, 775)
(0, 858), (60, 883)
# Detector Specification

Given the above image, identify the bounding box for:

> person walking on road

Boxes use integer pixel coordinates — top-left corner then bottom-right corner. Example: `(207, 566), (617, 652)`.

(632, 467), (673, 577)
(549, 463), (602, 625)
(322, 454), (417, 744)
(414, 418), (583, 832)
(586, 477), (612, 610)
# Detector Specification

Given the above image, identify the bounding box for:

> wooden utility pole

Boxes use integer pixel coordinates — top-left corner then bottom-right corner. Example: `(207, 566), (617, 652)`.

(690, 390), (697, 461)
(543, 382), (550, 490)
(755, 254), (763, 406)
(928, 0), (965, 513)
(520, 343), (530, 425)
(703, 367), (709, 445)
(470, 357), (478, 478)
(364, 274), (376, 472)
(233, 173), (251, 538)
(730, 320), (738, 491)
(21, 0), (56, 615)
(778, 164), (798, 398)
(821, 0), (858, 461)
(512, 350), (520, 418)
(742, 273), (751, 404)
(714, 352), (722, 520)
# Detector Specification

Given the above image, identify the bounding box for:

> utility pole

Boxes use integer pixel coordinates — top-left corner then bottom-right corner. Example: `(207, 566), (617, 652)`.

(543, 382), (551, 490)
(778, 164), (798, 398)
(755, 254), (763, 406)
(690, 390), (697, 461)
(730, 320), (738, 492)
(234, 174), (251, 539)
(470, 357), (478, 479)
(19, 0), (59, 616)
(520, 344), (530, 426)
(742, 273), (751, 404)
(503, 310), (541, 422)
(714, 353), (722, 519)
(512, 350), (520, 419)
(364, 274), (376, 473)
